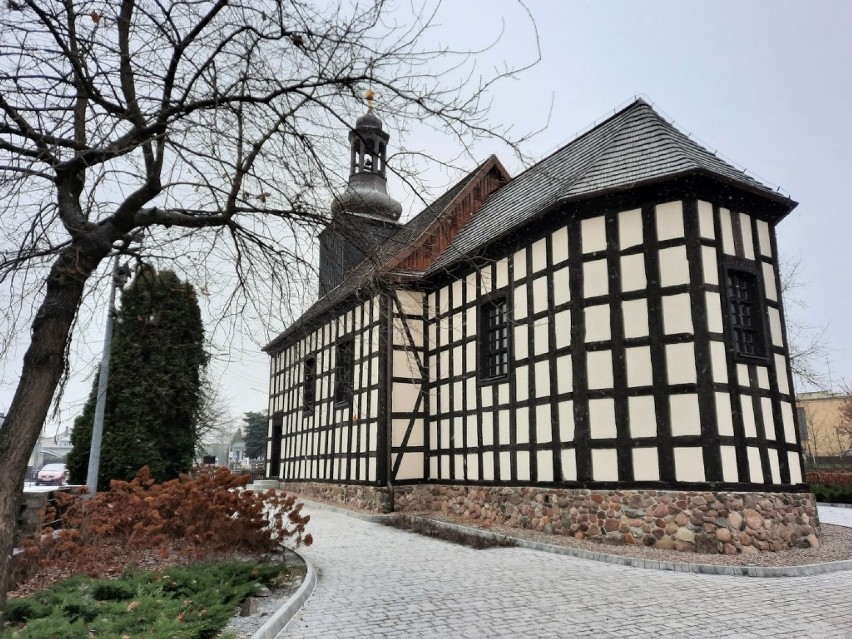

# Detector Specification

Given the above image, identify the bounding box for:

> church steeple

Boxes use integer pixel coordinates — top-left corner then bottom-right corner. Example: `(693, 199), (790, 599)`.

(319, 93), (403, 297)
(330, 92), (402, 221)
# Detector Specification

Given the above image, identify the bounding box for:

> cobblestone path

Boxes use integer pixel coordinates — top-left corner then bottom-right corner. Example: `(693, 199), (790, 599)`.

(279, 505), (852, 638)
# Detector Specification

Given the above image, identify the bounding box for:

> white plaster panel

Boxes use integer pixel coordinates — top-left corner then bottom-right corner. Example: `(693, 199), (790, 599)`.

(534, 318), (550, 355)
(454, 380), (464, 410)
(397, 290), (423, 316)
(454, 456), (464, 480)
(515, 324), (529, 361)
(480, 268), (493, 295)
(592, 449), (619, 481)
(439, 384), (450, 413)
(500, 451), (512, 481)
(558, 401), (574, 442)
(515, 365), (529, 402)
(625, 346), (653, 388)
(698, 200), (715, 239)
(761, 397), (775, 441)
(536, 403), (552, 443)
(585, 304), (611, 343)
(675, 447), (705, 482)
(481, 386), (493, 408)
(561, 449), (577, 481)
(452, 279), (463, 308)
(666, 343), (697, 385)
(554, 310), (571, 348)
(533, 276), (548, 313)
(514, 284), (528, 320)
(788, 451), (803, 484)
(537, 450), (554, 482)
(429, 456), (438, 480)
(438, 316), (449, 348)
(582, 216), (607, 253)
(670, 394), (701, 436)
(620, 253), (647, 292)
(747, 447), (763, 483)
(552, 227), (569, 264)
(757, 366), (769, 390)
(516, 408), (530, 444)
(513, 249), (527, 281)
(481, 412), (494, 445)
(741, 395), (757, 438)
(583, 259), (609, 298)
(587, 350), (613, 390)
(775, 355), (790, 395)
(737, 363), (749, 388)
(740, 213), (755, 260)
(531, 238), (547, 273)
(768, 449), (781, 484)
(781, 402), (796, 443)
(701, 246), (719, 286)
(465, 415), (481, 447)
(656, 201), (684, 241)
(632, 448), (660, 481)
(762, 262), (777, 301)
(622, 299), (649, 339)
(659, 246), (690, 287)
(438, 352), (449, 378)
(481, 451), (494, 480)
(439, 420), (450, 449)
(466, 342), (476, 373)
(393, 349), (418, 379)
(715, 393), (735, 436)
(769, 307), (784, 347)
(392, 382), (420, 417)
(535, 360), (551, 398)
(589, 398), (617, 439)
(440, 455), (449, 479)
(496, 258), (509, 289)
(427, 292), (436, 316)
(553, 267), (570, 305)
(452, 346), (463, 376)
(720, 208), (736, 255)
(629, 395), (657, 438)
(466, 377), (476, 407)
(706, 292), (724, 334)
(618, 208), (643, 249)
(498, 382), (510, 405)
(757, 219), (772, 257)
(720, 446), (738, 482)
(465, 453), (479, 481)
(396, 452), (424, 481)
(662, 294), (694, 335)
(556, 355), (572, 394)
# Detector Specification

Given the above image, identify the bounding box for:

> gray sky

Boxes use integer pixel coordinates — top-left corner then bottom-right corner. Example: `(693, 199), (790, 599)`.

(2, 0), (850, 435)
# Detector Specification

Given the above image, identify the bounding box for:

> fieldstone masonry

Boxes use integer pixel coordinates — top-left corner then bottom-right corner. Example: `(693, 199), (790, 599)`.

(283, 482), (821, 554)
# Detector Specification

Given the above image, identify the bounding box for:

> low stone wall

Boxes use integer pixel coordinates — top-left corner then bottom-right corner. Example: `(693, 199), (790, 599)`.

(285, 481), (821, 554)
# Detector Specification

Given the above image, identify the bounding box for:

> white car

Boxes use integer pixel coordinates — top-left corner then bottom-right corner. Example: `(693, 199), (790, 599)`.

(36, 463), (68, 486)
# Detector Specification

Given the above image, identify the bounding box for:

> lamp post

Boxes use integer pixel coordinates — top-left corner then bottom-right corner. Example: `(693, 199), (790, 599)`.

(86, 259), (131, 494)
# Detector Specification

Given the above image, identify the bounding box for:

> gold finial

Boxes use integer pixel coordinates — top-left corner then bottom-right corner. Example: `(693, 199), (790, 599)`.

(365, 88), (375, 110)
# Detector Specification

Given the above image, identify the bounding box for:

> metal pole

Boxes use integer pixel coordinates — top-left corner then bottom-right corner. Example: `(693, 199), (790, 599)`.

(86, 260), (122, 494)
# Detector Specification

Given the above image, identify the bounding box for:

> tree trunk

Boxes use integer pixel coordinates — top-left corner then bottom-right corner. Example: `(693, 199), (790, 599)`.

(0, 243), (106, 616)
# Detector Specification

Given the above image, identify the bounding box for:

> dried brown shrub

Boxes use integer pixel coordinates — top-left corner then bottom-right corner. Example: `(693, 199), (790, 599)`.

(13, 467), (311, 595)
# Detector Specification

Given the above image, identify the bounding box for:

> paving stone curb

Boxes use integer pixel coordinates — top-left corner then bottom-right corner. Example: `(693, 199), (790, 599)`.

(822, 502), (852, 509)
(251, 553), (317, 639)
(297, 498), (852, 578)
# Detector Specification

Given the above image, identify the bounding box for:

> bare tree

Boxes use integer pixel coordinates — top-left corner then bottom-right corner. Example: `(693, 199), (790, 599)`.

(779, 255), (831, 391)
(0, 0), (535, 609)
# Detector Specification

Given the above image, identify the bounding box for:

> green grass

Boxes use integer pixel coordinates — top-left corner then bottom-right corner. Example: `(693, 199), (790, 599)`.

(2, 560), (293, 639)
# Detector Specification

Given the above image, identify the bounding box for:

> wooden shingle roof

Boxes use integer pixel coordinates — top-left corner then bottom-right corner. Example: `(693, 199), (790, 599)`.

(427, 99), (795, 274)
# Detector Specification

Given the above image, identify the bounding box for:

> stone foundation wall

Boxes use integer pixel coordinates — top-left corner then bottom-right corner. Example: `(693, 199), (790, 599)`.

(281, 481), (391, 513)
(284, 481), (821, 554)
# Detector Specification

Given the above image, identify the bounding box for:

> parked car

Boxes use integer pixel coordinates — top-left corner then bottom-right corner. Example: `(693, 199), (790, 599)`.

(36, 463), (68, 486)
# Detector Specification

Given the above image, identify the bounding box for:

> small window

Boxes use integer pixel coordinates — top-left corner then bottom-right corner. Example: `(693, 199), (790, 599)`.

(302, 356), (316, 413)
(334, 340), (354, 405)
(479, 296), (510, 380)
(725, 267), (767, 360)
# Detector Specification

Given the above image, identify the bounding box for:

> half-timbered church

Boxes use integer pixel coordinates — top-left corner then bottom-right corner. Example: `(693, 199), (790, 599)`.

(264, 99), (820, 553)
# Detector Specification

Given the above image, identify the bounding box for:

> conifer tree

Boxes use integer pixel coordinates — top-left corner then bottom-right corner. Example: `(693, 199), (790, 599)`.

(67, 267), (208, 486)
(242, 411), (269, 461)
